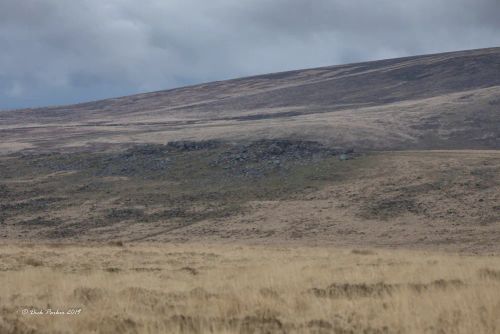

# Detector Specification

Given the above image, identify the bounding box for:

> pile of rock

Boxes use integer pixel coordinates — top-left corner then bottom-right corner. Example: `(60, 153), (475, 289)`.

(166, 140), (220, 152)
(211, 139), (341, 176)
(97, 147), (171, 177)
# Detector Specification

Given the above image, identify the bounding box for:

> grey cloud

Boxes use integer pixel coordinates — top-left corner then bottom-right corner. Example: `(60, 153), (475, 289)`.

(1, 0), (499, 109)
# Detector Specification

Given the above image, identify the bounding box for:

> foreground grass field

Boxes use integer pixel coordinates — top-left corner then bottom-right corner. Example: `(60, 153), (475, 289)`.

(1, 243), (500, 333)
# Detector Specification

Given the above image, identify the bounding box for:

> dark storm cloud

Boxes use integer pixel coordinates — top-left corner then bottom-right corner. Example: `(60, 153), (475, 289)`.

(1, 0), (499, 109)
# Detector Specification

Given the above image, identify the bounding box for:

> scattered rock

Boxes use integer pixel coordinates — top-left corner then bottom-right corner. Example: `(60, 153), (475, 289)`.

(211, 139), (345, 177)
(106, 208), (145, 222)
(17, 216), (63, 227)
(166, 140), (220, 151)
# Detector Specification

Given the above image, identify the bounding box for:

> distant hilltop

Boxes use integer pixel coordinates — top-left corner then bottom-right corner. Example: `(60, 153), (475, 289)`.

(1, 47), (500, 154)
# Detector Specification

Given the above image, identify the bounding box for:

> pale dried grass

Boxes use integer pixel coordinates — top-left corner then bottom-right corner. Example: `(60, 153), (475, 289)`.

(0, 243), (499, 333)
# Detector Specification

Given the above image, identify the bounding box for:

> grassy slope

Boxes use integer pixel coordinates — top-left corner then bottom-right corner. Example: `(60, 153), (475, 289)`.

(1, 47), (500, 153)
(1, 145), (499, 252)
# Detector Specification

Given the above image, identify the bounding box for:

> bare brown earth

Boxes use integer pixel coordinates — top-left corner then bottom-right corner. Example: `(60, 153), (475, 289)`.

(1, 47), (500, 154)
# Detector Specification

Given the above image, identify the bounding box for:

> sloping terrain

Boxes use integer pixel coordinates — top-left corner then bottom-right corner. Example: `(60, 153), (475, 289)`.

(1, 143), (499, 253)
(1, 47), (500, 252)
(1, 47), (500, 154)
(2, 47), (500, 334)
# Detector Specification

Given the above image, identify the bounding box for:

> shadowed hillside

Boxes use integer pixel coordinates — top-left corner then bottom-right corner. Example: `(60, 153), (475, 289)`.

(1, 47), (500, 154)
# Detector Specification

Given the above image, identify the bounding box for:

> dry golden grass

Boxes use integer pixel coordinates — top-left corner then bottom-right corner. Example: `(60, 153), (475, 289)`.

(1, 243), (500, 333)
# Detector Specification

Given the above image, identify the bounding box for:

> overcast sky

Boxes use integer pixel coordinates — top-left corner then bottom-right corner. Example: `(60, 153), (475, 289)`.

(1, 0), (500, 110)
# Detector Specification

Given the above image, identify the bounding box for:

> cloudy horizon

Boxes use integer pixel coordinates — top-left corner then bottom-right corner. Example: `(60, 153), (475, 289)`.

(1, 0), (500, 110)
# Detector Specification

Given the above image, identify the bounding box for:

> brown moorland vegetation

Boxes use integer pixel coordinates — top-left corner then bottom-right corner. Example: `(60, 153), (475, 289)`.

(1, 47), (500, 154)
(1, 47), (500, 333)
(1, 147), (499, 253)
